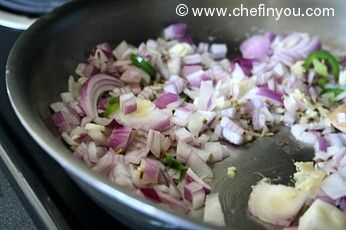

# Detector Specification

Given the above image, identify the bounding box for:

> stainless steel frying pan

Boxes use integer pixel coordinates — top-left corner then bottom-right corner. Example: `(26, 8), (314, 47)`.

(5, 0), (346, 229)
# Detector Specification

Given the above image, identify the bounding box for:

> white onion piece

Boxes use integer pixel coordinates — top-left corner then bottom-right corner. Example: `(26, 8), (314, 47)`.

(248, 183), (308, 226)
(125, 149), (148, 165)
(185, 168), (212, 194)
(50, 102), (66, 112)
(60, 92), (75, 103)
(321, 173), (346, 200)
(203, 193), (225, 227)
(61, 132), (78, 146)
(187, 111), (216, 137)
(87, 129), (106, 146)
(210, 44), (227, 59)
(187, 151), (213, 179)
(222, 128), (244, 145)
(204, 142), (226, 163)
(183, 53), (202, 65)
(196, 80), (215, 111)
(298, 199), (346, 230)
(157, 191), (189, 213)
(114, 100), (171, 132)
(221, 108), (236, 119)
(174, 127), (194, 143)
(113, 41), (130, 60)
(92, 150), (115, 174)
(147, 129), (163, 158)
(186, 70), (211, 87)
(176, 140), (191, 163)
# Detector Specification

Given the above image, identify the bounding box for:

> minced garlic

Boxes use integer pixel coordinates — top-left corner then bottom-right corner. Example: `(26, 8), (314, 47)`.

(227, 167), (237, 178)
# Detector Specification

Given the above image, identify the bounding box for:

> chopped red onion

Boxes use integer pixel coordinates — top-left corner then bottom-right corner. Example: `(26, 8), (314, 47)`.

(232, 58), (253, 76)
(107, 127), (132, 151)
(120, 93), (137, 115)
(83, 63), (99, 78)
(174, 127), (194, 143)
(184, 181), (203, 201)
(181, 65), (202, 78)
(221, 108), (236, 119)
(221, 128), (244, 146)
(257, 86), (284, 104)
(197, 42), (209, 53)
(140, 188), (162, 203)
(203, 193), (225, 226)
(220, 117), (244, 135)
(187, 151), (213, 179)
(140, 158), (160, 184)
(186, 168), (212, 194)
(97, 98), (109, 110)
(183, 54), (202, 65)
(186, 70), (211, 87)
(196, 80), (215, 111)
(112, 41), (130, 60)
(172, 108), (192, 126)
(184, 182), (206, 209)
(96, 42), (113, 59)
(79, 74), (124, 118)
(155, 93), (179, 109)
(240, 35), (270, 60)
(92, 150), (115, 174)
(321, 173), (346, 200)
(210, 44), (227, 59)
(157, 191), (189, 213)
(125, 149), (148, 165)
(50, 27), (346, 222)
(317, 137), (328, 152)
(163, 23), (187, 40)
(120, 66), (150, 84)
(147, 129), (163, 158)
(51, 106), (80, 133)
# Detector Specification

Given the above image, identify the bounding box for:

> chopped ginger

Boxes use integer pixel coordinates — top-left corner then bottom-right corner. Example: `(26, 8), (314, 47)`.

(294, 162), (326, 198)
(227, 167), (237, 178)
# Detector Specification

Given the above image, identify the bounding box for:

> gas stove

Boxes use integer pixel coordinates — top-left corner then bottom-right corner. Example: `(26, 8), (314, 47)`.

(0, 2), (127, 229)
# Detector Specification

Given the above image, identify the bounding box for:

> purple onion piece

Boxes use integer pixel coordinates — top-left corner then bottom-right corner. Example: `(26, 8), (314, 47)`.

(79, 74), (124, 118)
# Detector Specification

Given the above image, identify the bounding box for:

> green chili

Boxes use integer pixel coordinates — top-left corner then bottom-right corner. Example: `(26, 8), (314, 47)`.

(320, 87), (345, 97)
(163, 154), (187, 180)
(130, 54), (157, 81)
(103, 97), (119, 117)
(304, 50), (340, 81)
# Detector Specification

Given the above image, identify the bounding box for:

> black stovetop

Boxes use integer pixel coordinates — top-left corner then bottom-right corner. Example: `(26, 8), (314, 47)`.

(0, 26), (127, 229)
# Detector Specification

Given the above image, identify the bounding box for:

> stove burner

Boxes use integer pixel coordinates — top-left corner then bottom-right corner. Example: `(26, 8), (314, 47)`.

(0, 0), (69, 15)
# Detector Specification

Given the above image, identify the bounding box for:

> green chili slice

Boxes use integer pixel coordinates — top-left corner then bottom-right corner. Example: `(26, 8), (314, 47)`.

(130, 54), (157, 81)
(163, 154), (187, 180)
(103, 97), (119, 117)
(304, 50), (340, 81)
(320, 87), (345, 97)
